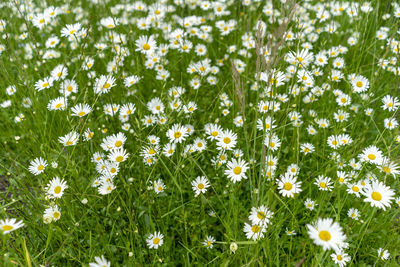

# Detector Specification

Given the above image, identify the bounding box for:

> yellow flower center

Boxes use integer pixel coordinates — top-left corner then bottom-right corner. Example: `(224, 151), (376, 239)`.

(115, 141), (122, 147)
(382, 166), (391, 174)
(318, 230), (331, 241)
(2, 225), (13, 231)
(223, 137), (231, 144)
(356, 81), (363, 87)
(67, 86), (73, 92)
(198, 183), (204, 189)
(116, 156), (124, 162)
(54, 212), (60, 219)
(143, 43), (150, 50)
(174, 132), (182, 138)
(54, 186), (62, 194)
(367, 154), (376, 160)
(42, 82), (49, 87)
(352, 186), (359, 192)
(320, 182), (326, 188)
(257, 211), (265, 219)
(269, 142), (275, 147)
(211, 131), (218, 137)
(371, 191), (382, 201)
(55, 103), (63, 109)
(233, 166), (242, 175)
(251, 225), (260, 233)
(153, 237), (160, 244)
(337, 255), (343, 261)
(103, 83), (111, 89)
(78, 111), (86, 116)
(284, 182), (293, 190)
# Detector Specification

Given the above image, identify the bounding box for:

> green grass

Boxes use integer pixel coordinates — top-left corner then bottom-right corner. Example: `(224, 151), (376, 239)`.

(0, 0), (400, 266)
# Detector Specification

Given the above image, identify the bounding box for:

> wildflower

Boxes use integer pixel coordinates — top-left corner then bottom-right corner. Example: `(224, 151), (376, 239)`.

(224, 158), (249, 183)
(361, 181), (394, 210)
(71, 103), (92, 117)
(84, 128), (94, 141)
(0, 218), (24, 234)
(244, 223), (267, 241)
(347, 208), (360, 220)
(300, 143), (315, 154)
(89, 255), (111, 267)
(60, 79), (78, 96)
(28, 157), (48, 175)
(286, 228), (296, 236)
(44, 205), (61, 222)
(276, 173), (302, 198)
(98, 181), (115, 195)
(45, 177), (68, 199)
(351, 75), (369, 93)
(249, 205), (274, 226)
(380, 158), (400, 177)
(153, 179), (166, 194)
(203, 236), (215, 249)
(135, 35), (157, 54)
(307, 218), (347, 251)
(100, 17), (119, 29)
(359, 145), (383, 165)
(377, 248), (390, 260)
(94, 75), (116, 95)
(162, 143), (176, 157)
(34, 77), (54, 91)
(216, 129), (237, 151)
(264, 133), (281, 151)
(59, 131), (79, 146)
(146, 231), (164, 249)
(108, 148), (129, 163)
(191, 176), (210, 196)
(331, 251), (351, 267)
(51, 64), (68, 81)
(315, 175), (333, 191)
(167, 124), (188, 143)
(381, 95), (399, 111)
(124, 75), (141, 87)
(47, 97), (68, 111)
(61, 23), (81, 38)
(384, 118), (398, 130)
(347, 183), (363, 198)
(147, 97), (164, 114)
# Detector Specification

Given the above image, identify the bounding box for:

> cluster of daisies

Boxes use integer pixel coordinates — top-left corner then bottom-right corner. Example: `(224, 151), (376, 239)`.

(0, 0), (399, 266)
(91, 132), (130, 195)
